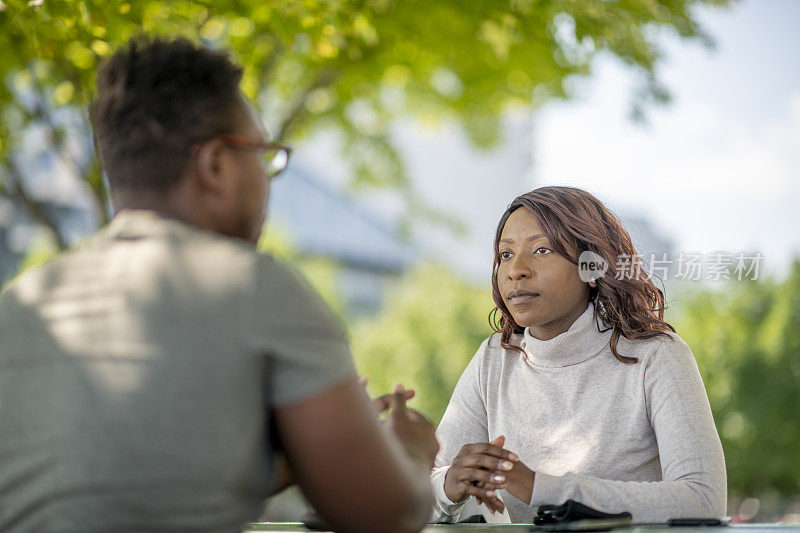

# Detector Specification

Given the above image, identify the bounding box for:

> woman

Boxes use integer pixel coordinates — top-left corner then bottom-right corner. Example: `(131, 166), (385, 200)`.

(430, 186), (726, 523)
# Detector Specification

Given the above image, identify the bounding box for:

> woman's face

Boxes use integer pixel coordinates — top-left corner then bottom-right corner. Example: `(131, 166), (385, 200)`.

(496, 207), (591, 340)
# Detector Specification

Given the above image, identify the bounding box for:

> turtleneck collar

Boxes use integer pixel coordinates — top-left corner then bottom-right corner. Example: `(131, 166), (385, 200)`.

(520, 302), (612, 368)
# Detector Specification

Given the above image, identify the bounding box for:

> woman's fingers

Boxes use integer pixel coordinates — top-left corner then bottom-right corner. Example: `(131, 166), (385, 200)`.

(475, 481), (504, 514)
(482, 496), (505, 514)
(457, 467), (507, 486)
(447, 440), (519, 513)
(489, 435), (505, 449)
(462, 483), (505, 513)
(454, 452), (515, 473)
(461, 442), (518, 462)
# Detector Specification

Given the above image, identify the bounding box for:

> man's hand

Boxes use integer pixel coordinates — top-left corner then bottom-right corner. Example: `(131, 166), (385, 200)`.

(382, 384), (439, 469)
(360, 376), (416, 415)
(443, 436), (518, 513)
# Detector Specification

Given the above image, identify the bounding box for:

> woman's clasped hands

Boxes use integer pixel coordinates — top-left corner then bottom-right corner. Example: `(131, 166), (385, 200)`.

(443, 436), (535, 514)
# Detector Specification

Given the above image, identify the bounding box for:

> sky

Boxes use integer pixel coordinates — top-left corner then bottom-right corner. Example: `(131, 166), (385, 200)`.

(289, 0), (800, 284)
(534, 0), (800, 281)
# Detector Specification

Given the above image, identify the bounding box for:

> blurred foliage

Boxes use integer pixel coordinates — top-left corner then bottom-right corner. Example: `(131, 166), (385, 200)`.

(0, 0), (727, 248)
(342, 260), (799, 501)
(350, 263), (494, 423)
(671, 260), (800, 499)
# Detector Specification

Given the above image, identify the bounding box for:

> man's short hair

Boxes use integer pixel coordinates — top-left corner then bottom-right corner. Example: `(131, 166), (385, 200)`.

(91, 37), (244, 192)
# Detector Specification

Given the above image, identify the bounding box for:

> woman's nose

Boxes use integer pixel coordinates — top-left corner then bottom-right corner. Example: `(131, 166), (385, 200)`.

(508, 255), (533, 280)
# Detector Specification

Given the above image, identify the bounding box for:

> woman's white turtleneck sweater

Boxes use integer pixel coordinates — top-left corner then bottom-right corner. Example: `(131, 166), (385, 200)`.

(430, 303), (726, 523)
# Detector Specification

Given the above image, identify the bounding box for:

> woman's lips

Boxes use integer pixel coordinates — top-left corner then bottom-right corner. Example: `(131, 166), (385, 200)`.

(507, 290), (539, 305)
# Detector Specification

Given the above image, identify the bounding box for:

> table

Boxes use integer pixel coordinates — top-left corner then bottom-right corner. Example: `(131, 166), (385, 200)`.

(242, 523), (800, 533)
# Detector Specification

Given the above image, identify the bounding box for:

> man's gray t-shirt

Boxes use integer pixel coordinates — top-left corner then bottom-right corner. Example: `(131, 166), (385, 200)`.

(0, 210), (356, 532)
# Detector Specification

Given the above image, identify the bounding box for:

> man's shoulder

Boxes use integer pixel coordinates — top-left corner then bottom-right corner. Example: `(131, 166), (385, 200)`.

(0, 247), (75, 303)
(1, 215), (270, 304)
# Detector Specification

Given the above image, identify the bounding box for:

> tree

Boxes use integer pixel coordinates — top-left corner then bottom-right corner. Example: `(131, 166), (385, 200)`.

(670, 262), (800, 504)
(1, 0), (727, 250)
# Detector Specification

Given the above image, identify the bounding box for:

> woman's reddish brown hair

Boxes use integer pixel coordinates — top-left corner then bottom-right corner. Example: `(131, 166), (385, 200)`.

(489, 186), (675, 364)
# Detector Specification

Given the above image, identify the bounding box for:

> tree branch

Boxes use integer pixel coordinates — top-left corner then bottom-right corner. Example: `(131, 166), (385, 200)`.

(275, 68), (339, 142)
(257, 40), (284, 90)
(26, 56), (112, 224)
(5, 159), (69, 250)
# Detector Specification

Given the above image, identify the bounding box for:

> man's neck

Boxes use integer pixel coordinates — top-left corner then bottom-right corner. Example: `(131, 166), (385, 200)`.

(112, 189), (202, 229)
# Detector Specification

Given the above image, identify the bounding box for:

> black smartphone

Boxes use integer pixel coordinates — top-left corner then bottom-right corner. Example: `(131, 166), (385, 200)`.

(667, 517), (732, 527)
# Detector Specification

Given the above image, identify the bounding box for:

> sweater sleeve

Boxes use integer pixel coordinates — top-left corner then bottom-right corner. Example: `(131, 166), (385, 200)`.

(430, 338), (492, 523)
(528, 335), (727, 523)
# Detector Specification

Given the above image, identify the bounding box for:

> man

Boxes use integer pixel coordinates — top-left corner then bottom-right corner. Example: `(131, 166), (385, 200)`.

(0, 38), (437, 532)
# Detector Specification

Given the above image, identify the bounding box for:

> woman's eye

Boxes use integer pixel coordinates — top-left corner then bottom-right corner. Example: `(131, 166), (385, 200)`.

(499, 251), (513, 260)
(534, 247), (551, 255)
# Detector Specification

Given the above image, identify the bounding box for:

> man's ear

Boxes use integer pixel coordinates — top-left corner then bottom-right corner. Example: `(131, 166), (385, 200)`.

(193, 139), (230, 195)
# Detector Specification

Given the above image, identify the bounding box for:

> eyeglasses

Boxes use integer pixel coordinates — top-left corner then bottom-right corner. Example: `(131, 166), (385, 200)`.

(209, 133), (292, 179)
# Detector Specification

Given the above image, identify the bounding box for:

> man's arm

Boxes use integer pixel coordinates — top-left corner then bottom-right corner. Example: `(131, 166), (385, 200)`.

(273, 377), (435, 533)
(267, 386), (418, 497)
